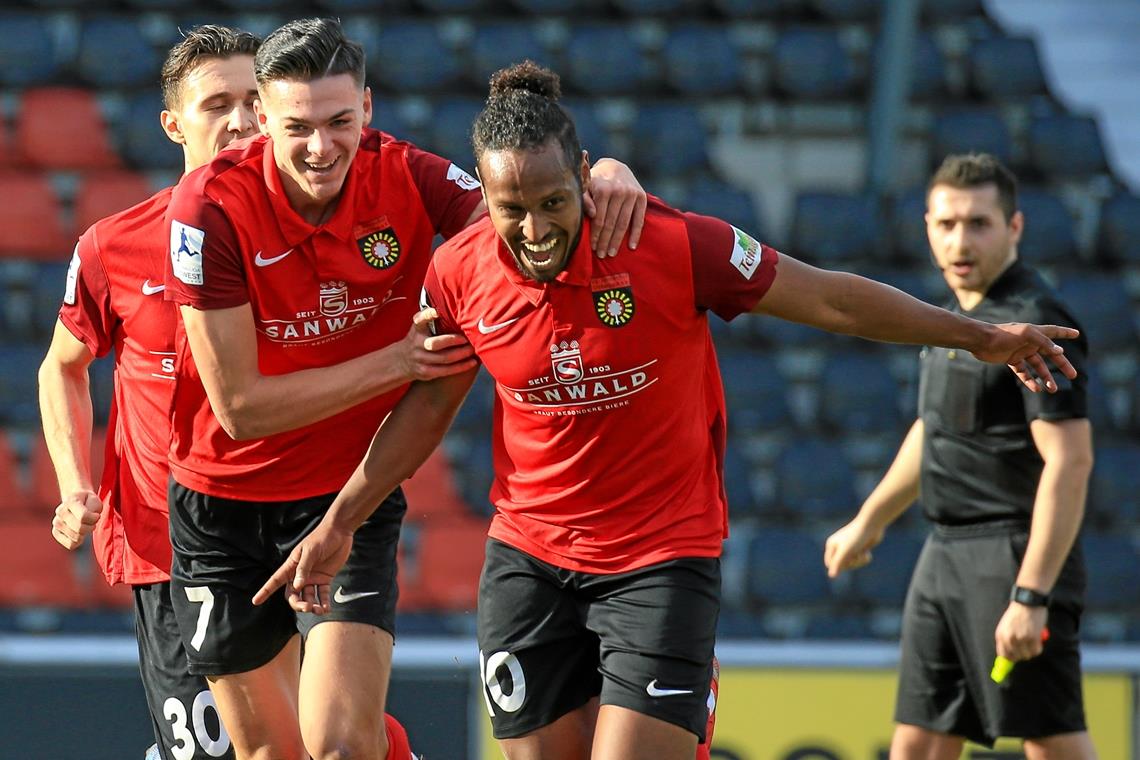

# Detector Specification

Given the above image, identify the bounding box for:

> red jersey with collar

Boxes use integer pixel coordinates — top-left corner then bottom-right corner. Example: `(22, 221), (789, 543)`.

(164, 130), (481, 500)
(58, 188), (178, 585)
(424, 197), (778, 572)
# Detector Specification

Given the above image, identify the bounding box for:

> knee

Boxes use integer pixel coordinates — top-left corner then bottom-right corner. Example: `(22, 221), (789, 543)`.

(307, 732), (390, 760)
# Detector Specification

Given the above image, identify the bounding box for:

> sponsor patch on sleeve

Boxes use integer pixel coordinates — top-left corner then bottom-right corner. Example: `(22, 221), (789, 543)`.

(63, 244), (80, 305)
(446, 163), (480, 191)
(728, 226), (763, 280)
(170, 220), (205, 286)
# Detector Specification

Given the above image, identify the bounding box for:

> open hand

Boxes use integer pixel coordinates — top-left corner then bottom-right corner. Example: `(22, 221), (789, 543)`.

(971, 323), (1079, 393)
(584, 158), (647, 257)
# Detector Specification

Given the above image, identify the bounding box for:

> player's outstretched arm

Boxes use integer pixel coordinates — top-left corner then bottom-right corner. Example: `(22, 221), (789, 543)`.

(751, 254), (1078, 392)
(38, 320), (104, 549)
(254, 353), (478, 612)
(182, 303), (477, 440)
(584, 158), (647, 257)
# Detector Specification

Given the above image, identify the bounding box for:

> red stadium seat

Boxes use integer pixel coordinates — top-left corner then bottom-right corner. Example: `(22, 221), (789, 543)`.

(74, 170), (155, 233)
(402, 448), (469, 521)
(15, 87), (120, 171)
(30, 426), (107, 511)
(0, 516), (86, 607)
(416, 516), (490, 611)
(0, 429), (33, 514)
(0, 171), (71, 259)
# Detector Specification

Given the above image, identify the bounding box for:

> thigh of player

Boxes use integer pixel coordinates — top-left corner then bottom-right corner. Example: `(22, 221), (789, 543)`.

(134, 581), (234, 760)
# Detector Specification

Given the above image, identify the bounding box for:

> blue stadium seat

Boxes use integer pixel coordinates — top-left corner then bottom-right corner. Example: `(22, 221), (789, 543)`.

(746, 527), (831, 606)
(682, 177), (762, 234)
(807, 0), (880, 21)
(76, 16), (161, 89)
(1082, 363), (1118, 435)
(723, 445), (759, 519)
(1080, 532), (1140, 609)
(931, 109), (1014, 167)
(89, 355), (115, 427)
(368, 21), (462, 93)
(661, 26), (742, 97)
(969, 36), (1047, 100)
(450, 368), (496, 435)
(1016, 188), (1077, 266)
(1027, 115), (1108, 178)
(425, 98), (483, 170)
(889, 189), (930, 262)
(418, 0), (499, 12)
(563, 25), (655, 96)
(316, 0), (415, 10)
(507, 0), (607, 13)
(373, 100), (425, 147)
(0, 12), (61, 87)
(629, 103), (709, 177)
(818, 353), (902, 434)
(122, 92), (183, 171)
(1132, 373), (1140, 433)
(453, 436), (495, 518)
(719, 350), (792, 435)
(872, 32), (946, 99)
(1097, 192), (1140, 265)
(712, 0), (782, 18)
(920, 0), (982, 20)
(1086, 443), (1140, 527)
(31, 261), (70, 341)
(611, 0), (696, 14)
(790, 192), (882, 264)
(775, 437), (858, 521)
(849, 530), (925, 608)
(772, 27), (859, 100)
(561, 100), (615, 162)
(860, 265), (937, 305)
(469, 23), (556, 89)
(1056, 273), (1139, 353)
(0, 345), (43, 425)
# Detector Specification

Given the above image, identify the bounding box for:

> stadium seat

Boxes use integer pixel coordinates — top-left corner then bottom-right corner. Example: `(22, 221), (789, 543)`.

(0, 517), (86, 608)
(121, 92), (183, 171)
(968, 36), (1047, 100)
(860, 265), (937, 305)
(316, 0), (415, 10)
(807, 0), (881, 21)
(931, 109), (1014, 167)
(368, 20), (462, 94)
(0, 429), (32, 515)
(1027, 115), (1109, 178)
(563, 25), (656, 96)
(507, 0), (607, 13)
(0, 12), (62, 87)
(682, 177), (762, 235)
(872, 31), (947, 100)
(629, 103), (709, 177)
(402, 448), (470, 522)
(661, 26), (742, 97)
(771, 27), (859, 100)
(74, 171), (155, 233)
(30, 427), (108, 512)
(1016, 188), (1077, 266)
(88, 356), (115, 428)
(1080, 532), (1140, 609)
(0, 172), (71, 260)
(817, 352), (903, 434)
(561, 100), (615, 163)
(1086, 443), (1140, 528)
(719, 349), (792, 435)
(723, 445), (760, 519)
(611, 0), (697, 14)
(30, 260), (70, 341)
(0, 345), (45, 427)
(774, 437), (857, 522)
(849, 529), (925, 608)
(1056, 273), (1139, 353)
(790, 192), (882, 264)
(469, 23), (556, 90)
(452, 435), (495, 518)
(425, 98), (483, 171)
(16, 88), (120, 171)
(889, 189), (931, 262)
(416, 517), (490, 610)
(1081, 363), (1117, 436)
(920, 0), (982, 20)
(450, 368), (496, 435)
(76, 16), (162, 89)
(745, 527), (831, 606)
(1096, 192), (1140, 265)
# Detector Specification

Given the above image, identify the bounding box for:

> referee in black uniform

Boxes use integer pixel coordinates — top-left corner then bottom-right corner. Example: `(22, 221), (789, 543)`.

(825, 153), (1096, 758)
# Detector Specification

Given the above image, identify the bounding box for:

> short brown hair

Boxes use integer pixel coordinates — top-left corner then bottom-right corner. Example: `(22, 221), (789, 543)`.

(160, 25), (261, 110)
(927, 153), (1019, 221)
(255, 18), (366, 90)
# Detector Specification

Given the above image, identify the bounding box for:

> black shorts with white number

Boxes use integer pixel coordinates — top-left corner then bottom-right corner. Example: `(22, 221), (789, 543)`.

(477, 539), (720, 741)
(168, 480), (405, 676)
(135, 581), (234, 760)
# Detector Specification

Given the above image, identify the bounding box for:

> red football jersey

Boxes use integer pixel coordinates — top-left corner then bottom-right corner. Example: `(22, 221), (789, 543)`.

(164, 130), (482, 500)
(424, 197), (777, 573)
(58, 187), (178, 585)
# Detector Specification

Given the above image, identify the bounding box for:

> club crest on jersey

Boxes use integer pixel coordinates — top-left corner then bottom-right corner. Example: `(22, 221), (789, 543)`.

(358, 227), (401, 269)
(593, 287), (635, 327)
(319, 281), (348, 317)
(551, 340), (584, 384)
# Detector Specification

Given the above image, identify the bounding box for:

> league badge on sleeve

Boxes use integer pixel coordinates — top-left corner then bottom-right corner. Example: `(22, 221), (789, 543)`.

(170, 221), (205, 286)
(729, 226), (762, 280)
(447, 163), (480, 191)
(63, 244), (80, 305)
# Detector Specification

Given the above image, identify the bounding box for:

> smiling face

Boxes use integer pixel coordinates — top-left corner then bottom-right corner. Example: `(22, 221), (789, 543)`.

(255, 72), (371, 224)
(926, 182), (1023, 309)
(162, 55), (258, 173)
(479, 138), (590, 282)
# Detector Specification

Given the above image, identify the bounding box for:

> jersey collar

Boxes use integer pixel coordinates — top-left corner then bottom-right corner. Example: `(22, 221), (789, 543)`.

(262, 137), (361, 248)
(493, 217), (594, 304)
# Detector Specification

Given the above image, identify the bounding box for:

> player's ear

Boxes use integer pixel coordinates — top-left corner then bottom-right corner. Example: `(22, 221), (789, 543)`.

(160, 109), (187, 146)
(362, 86), (373, 127)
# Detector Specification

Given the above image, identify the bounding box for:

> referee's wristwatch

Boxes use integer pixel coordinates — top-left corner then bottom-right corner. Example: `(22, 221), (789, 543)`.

(1010, 585), (1052, 607)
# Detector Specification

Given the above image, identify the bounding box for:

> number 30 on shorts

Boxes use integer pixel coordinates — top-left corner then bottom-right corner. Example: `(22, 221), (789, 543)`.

(164, 689), (231, 760)
(479, 650), (526, 716)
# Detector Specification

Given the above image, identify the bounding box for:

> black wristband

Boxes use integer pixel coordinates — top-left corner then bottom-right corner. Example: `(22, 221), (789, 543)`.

(1010, 585), (1051, 607)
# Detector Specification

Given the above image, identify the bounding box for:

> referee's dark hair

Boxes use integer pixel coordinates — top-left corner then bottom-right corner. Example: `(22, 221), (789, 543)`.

(255, 18), (366, 90)
(472, 61), (583, 185)
(161, 25), (261, 111)
(928, 152), (1019, 221)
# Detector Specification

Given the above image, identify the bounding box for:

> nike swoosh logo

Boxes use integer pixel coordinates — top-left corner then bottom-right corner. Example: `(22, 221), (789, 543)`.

(477, 316), (520, 335)
(645, 680), (694, 698)
(141, 280), (165, 296)
(254, 248), (294, 267)
(333, 587), (381, 604)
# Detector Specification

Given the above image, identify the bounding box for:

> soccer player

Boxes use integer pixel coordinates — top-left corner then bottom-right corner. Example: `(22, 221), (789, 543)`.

(162, 19), (646, 760)
(824, 154), (1096, 759)
(256, 63), (1080, 760)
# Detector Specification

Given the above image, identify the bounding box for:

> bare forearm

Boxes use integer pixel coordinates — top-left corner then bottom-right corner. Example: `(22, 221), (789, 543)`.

(1017, 459), (1091, 593)
(854, 419), (923, 533)
(38, 359), (95, 496)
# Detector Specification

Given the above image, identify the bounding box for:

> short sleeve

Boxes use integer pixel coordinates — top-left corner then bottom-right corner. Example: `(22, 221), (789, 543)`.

(421, 258), (462, 337)
(57, 232), (114, 358)
(1020, 298), (1088, 421)
(403, 143), (484, 239)
(686, 212), (778, 321)
(163, 186), (248, 310)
